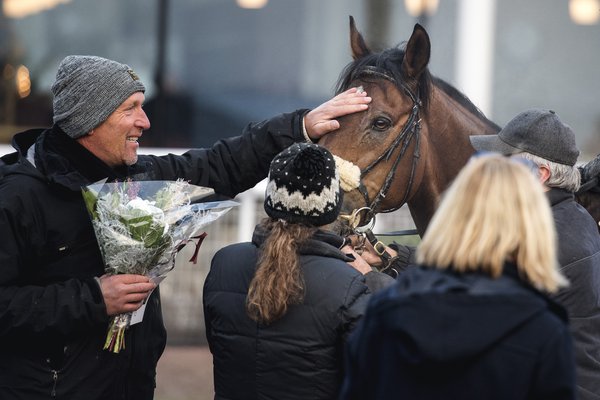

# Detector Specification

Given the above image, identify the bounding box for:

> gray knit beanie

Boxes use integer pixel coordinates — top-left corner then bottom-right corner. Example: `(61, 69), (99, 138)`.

(52, 55), (146, 139)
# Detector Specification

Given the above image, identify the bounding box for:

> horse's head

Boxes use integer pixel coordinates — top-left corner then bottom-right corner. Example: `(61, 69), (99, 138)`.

(319, 17), (432, 234)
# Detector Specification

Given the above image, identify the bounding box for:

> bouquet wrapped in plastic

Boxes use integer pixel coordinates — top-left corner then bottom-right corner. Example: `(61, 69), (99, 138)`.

(82, 179), (237, 353)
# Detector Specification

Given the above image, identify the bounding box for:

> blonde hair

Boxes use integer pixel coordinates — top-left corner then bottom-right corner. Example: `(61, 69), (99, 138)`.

(416, 154), (567, 293)
(246, 219), (316, 324)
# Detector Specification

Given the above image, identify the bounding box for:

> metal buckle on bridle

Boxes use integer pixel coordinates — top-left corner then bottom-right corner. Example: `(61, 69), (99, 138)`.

(339, 207), (373, 231)
(339, 207), (372, 255)
(341, 208), (399, 278)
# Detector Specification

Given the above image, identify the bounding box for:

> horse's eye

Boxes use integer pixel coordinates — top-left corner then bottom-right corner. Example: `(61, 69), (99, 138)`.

(372, 117), (391, 131)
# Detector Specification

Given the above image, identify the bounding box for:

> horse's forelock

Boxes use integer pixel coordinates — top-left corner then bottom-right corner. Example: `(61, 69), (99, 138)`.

(335, 46), (432, 109)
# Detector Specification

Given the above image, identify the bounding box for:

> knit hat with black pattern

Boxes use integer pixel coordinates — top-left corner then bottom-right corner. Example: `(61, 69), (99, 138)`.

(264, 143), (342, 226)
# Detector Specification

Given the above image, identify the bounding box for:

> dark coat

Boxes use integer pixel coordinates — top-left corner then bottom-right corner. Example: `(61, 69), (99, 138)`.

(385, 189), (600, 399)
(339, 265), (576, 400)
(0, 110), (306, 400)
(549, 188), (600, 400)
(203, 227), (391, 400)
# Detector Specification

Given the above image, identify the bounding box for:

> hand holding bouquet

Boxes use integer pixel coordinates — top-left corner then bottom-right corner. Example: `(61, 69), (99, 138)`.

(82, 179), (237, 353)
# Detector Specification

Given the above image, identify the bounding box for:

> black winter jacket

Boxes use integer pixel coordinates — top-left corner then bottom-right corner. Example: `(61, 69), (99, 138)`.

(549, 188), (600, 400)
(203, 227), (392, 400)
(340, 265), (576, 400)
(0, 110), (306, 400)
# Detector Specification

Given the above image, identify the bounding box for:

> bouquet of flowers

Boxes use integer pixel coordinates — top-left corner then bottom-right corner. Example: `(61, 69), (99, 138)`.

(82, 179), (237, 353)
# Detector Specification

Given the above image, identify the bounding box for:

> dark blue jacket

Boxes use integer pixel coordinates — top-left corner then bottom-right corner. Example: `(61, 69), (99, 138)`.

(340, 265), (576, 400)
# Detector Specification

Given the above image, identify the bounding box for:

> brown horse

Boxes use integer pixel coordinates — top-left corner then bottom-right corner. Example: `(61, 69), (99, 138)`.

(319, 17), (500, 236)
(319, 17), (600, 237)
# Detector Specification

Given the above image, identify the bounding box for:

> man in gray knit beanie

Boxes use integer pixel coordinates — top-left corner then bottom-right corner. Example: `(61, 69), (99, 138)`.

(0, 52), (374, 400)
(52, 55), (146, 139)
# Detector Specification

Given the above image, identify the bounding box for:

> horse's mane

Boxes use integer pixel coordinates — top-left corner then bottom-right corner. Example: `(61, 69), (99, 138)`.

(335, 43), (500, 132)
(432, 77), (500, 131)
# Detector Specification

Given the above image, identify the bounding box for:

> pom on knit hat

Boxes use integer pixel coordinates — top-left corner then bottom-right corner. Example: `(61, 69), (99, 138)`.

(264, 143), (342, 226)
(52, 55), (146, 139)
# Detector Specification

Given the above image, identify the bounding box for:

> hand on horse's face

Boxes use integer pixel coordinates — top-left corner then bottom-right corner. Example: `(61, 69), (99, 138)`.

(304, 87), (371, 140)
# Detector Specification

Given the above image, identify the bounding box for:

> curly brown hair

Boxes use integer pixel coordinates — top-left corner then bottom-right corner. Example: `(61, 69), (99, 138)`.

(246, 219), (317, 324)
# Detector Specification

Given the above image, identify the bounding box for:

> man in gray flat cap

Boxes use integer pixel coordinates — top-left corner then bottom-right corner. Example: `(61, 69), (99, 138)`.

(470, 109), (600, 400)
(0, 55), (372, 400)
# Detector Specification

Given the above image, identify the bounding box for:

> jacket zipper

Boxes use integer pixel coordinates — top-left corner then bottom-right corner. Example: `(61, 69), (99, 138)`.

(51, 370), (58, 397)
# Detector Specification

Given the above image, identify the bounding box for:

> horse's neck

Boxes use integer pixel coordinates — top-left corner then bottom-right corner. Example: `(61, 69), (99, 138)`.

(407, 85), (498, 235)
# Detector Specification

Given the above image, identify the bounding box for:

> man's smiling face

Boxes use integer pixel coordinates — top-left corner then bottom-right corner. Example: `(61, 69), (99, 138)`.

(78, 92), (150, 167)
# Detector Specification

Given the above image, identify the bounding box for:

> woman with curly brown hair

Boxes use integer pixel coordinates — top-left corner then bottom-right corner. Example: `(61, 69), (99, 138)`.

(203, 142), (392, 400)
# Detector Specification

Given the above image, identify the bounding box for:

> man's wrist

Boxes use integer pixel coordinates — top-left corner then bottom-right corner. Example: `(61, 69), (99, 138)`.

(301, 117), (315, 143)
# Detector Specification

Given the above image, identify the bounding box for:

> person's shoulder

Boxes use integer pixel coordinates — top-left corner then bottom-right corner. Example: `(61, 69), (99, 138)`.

(304, 254), (363, 277)
(301, 256), (367, 295)
(212, 242), (256, 263)
(206, 242), (257, 290)
(527, 297), (571, 343)
(0, 165), (46, 200)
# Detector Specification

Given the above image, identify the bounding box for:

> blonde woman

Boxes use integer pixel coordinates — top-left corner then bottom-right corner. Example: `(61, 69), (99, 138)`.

(203, 143), (392, 400)
(340, 154), (576, 400)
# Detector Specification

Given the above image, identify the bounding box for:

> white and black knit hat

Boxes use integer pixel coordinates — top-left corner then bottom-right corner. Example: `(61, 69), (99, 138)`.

(264, 143), (342, 226)
(52, 55), (146, 139)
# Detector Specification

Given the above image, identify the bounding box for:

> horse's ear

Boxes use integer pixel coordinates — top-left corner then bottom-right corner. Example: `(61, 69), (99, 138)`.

(349, 16), (371, 60)
(401, 24), (431, 79)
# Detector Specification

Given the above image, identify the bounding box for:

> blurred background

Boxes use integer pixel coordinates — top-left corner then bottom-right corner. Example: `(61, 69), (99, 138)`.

(1, 0), (599, 399)
(1, 0), (599, 152)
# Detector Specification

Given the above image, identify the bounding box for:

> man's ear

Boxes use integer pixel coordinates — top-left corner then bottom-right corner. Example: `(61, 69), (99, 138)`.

(539, 165), (551, 185)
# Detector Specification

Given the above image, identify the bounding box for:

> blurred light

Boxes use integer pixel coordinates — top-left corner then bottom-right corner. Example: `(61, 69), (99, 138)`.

(569, 0), (600, 25)
(236, 0), (268, 9)
(404, 0), (440, 17)
(16, 65), (31, 99)
(3, 0), (71, 19)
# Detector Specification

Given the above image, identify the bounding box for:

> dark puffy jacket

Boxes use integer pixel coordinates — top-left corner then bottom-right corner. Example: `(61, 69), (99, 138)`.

(340, 265), (576, 400)
(0, 111), (305, 400)
(203, 228), (392, 400)
(549, 188), (600, 400)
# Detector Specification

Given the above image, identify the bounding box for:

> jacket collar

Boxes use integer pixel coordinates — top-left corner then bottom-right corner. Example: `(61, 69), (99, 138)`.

(252, 223), (352, 262)
(35, 125), (127, 187)
(546, 187), (573, 207)
(8, 126), (150, 191)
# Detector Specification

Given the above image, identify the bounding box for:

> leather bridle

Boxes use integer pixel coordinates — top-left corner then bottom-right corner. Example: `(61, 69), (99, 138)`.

(339, 66), (423, 277)
(346, 66), (423, 226)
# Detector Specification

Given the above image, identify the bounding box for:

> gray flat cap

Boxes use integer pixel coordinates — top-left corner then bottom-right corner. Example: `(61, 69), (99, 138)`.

(469, 109), (579, 166)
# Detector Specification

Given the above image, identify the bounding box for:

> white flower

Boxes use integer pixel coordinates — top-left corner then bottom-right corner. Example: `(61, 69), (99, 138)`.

(125, 198), (164, 219)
